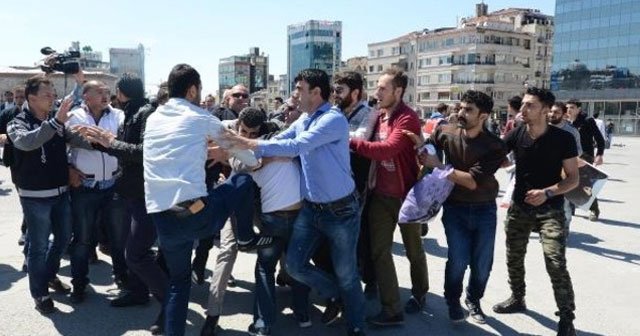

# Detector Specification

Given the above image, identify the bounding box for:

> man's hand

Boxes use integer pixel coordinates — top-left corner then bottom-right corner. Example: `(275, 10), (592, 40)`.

(55, 97), (74, 124)
(524, 189), (547, 207)
(223, 128), (258, 150)
(73, 67), (85, 85)
(417, 152), (444, 169)
(73, 125), (115, 148)
(594, 155), (603, 166)
(0, 134), (7, 145)
(68, 166), (85, 188)
(401, 130), (424, 149)
(207, 144), (229, 167)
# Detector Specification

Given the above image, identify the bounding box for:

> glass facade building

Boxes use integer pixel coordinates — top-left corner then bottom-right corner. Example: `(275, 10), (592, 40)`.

(287, 20), (342, 95)
(218, 47), (268, 100)
(552, 0), (640, 134)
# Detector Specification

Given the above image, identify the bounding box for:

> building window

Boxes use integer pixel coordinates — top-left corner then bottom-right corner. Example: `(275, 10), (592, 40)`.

(437, 92), (450, 100)
(377, 49), (384, 57)
(419, 92), (431, 101)
(377, 65), (383, 72)
(368, 80), (375, 88)
(369, 65), (374, 73)
(369, 50), (375, 57)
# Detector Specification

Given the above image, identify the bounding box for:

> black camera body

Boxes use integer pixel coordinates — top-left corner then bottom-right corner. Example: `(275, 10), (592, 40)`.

(40, 47), (81, 75)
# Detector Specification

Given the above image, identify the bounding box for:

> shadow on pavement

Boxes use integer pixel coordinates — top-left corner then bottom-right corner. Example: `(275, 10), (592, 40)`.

(0, 263), (26, 292)
(0, 187), (12, 196)
(575, 214), (640, 230)
(567, 232), (640, 265)
(392, 237), (448, 259)
(524, 309), (606, 336)
(597, 198), (625, 204)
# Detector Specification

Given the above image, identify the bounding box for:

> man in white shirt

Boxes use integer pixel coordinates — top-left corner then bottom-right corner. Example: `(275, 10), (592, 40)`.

(143, 64), (273, 336)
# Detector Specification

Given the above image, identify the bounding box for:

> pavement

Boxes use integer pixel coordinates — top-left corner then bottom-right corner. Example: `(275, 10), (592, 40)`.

(1, 137), (639, 336)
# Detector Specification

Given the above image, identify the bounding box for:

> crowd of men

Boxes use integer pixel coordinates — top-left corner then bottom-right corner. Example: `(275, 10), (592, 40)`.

(0, 61), (609, 336)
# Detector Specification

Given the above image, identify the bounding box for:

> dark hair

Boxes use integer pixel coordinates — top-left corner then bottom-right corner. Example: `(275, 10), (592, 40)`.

(117, 73), (145, 101)
(25, 75), (51, 100)
(508, 95), (523, 111)
(274, 97), (283, 104)
(168, 64), (201, 98)
(382, 67), (408, 98)
(593, 112), (600, 119)
(155, 82), (169, 106)
(436, 102), (448, 113)
(553, 102), (567, 114)
(238, 107), (267, 128)
(566, 98), (581, 108)
(525, 87), (555, 108)
(333, 71), (364, 100)
(294, 69), (331, 101)
(461, 90), (494, 114)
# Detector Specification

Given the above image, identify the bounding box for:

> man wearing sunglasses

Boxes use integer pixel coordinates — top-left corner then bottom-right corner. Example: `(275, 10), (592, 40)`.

(214, 84), (249, 121)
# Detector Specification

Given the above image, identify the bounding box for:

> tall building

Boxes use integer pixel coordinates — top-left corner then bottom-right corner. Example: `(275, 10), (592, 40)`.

(109, 44), (145, 82)
(287, 20), (342, 94)
(218, 47), (269, 100)
(367, 4), (553, 117)
(552, 0), (640, 135)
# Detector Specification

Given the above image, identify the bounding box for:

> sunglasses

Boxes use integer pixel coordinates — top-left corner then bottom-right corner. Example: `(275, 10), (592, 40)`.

(231, 92), (249, 99)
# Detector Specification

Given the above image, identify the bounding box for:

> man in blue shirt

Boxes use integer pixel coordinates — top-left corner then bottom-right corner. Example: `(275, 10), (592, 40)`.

(226, 69), (366, 336)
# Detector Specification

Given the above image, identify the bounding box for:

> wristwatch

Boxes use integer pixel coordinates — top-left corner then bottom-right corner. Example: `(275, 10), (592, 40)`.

(544, 189), (554, 199)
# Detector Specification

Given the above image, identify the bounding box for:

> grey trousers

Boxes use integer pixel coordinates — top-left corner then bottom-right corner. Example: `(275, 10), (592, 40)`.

(206, 219), (238, 316)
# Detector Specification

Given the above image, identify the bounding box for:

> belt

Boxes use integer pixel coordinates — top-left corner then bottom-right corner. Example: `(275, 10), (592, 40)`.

(168, 197), (207, 218)
(305, 190), (358, 211)
(81, 178), (117, 190)
(18, 186), (68, 198)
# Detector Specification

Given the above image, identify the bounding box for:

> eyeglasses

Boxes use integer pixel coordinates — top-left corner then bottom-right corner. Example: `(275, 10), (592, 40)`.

(231, 92), (249, 99)
(332, 86), (346, 94)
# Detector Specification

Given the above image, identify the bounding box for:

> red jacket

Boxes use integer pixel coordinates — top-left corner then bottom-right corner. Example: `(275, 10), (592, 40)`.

(350, 102), (421, 199)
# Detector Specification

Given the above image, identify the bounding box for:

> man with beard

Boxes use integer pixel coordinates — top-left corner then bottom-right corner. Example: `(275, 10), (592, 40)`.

(409, 91), (507, 323)
(349, 68), (428, 327)
(549, 102), (582, 236)
(493, 88), (579, 336)
(332, 71), (378, 297)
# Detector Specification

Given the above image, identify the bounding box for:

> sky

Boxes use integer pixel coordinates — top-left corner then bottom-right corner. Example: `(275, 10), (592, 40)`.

(1, 0), (555, 96)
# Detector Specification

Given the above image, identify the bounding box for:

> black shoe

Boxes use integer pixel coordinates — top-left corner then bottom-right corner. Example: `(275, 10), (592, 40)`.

(321, 297), (342, 325)
(404, 295), (425, 314)
(297, 314), (312, 328)
(34, 296), (55, 314)
(448, 302), (467, 323)
(276, 272), (292, 287)
(150, 309), (165, 335)
(348, 327), (367, 336)
(557, 318), (576, 336)
(200, 315), (219, 336)
(48, 277), (71, 294)
(238, 235), (276, 252)
(464, 299), (486, 324)
(110, 292), (150, 307)
(98, 243), (111, 256)
(114, 275), (128, 290)
(366, 311), (404, 327)
(18, 233), (26, 246)
(492, 296), (526, 314)
(248, 322), (271, 336)
(70, 287), (86, 304)
(192, 269), (205, 285)
(227, 275), (237, 288)
(363, 283), (377, 299)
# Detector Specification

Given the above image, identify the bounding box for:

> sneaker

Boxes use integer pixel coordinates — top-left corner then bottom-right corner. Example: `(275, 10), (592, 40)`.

(348, 327), (367, 336)
(557, 318), (576, 336)
(200, 315), (219, 336)
(297, 315), (312, 328)
(589, 210), (599, 222)
(321, 297), (342, 325)
(248, 322), (271, 336)
(366, 311), (404, 327)
(34, 296), (55, 314)
(227, 274), (237, 288)
(448, 302), (467, 323)
(420, 223), (429, 237)
(110, 292), (150, 307)
(492, 296), (526, 314)
(114, 275), (128, 290)
(238, 235), (275, 252)
(48, 277), (71, 294)
(149, 308), (165, 335)
(70, 287), (86, 304)
(464, 299), (486, 324)
(404, 295), (425, 314)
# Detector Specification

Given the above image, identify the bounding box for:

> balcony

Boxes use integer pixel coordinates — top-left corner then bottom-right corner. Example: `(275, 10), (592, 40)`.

(451, 80), (495, 84)
(451, 60), (496, 66)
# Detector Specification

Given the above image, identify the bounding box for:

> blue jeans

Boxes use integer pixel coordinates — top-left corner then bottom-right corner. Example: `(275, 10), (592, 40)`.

(442, 201), (497, 304)
(254, 210), (309, 327)
(70, 187), (129, 289)
(20, 193), (72, 299)
(286, 194), (365, 330)
(151, 173), (256, 336)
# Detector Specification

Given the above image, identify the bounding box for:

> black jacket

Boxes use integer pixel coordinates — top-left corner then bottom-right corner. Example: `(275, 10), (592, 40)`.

(573, 112), (605, 157)
(101, 99), (153, 199)
(0, 106), (21, 166)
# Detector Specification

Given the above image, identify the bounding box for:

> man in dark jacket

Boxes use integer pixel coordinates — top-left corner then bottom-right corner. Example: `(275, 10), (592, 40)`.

(566, 99), (605, 221)
(76, 76), (168, 335)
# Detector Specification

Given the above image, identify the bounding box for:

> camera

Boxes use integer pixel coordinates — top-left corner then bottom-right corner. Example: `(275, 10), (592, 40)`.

(40, 47), (81, 75)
